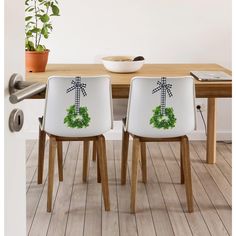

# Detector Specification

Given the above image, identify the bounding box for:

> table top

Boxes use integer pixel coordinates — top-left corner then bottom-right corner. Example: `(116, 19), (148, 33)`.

(26, 64), (232, 98)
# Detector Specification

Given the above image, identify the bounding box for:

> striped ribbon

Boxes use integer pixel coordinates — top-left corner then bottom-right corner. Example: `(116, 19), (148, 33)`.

(152, 77), (173, 115)
(66, 77), (87, 114)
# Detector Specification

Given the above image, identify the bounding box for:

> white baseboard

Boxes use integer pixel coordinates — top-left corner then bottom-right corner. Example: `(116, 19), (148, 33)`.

(23, 130), (232, 141)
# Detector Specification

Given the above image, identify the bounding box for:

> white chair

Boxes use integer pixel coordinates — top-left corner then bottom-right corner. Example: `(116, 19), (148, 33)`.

(121, 76), (195, 213)
(37, 75), (113, 212)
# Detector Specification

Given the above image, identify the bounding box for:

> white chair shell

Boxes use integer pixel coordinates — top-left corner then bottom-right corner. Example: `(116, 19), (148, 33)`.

(126, 76), (196, 138)
(43, 75), (113, 137)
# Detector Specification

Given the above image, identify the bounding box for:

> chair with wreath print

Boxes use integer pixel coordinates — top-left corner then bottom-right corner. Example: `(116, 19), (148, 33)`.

(37, 75), (113, 212)
(121, 76), (196, 213)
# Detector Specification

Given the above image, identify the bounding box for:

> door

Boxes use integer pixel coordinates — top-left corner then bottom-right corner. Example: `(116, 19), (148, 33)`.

(4, 0), (26, 235)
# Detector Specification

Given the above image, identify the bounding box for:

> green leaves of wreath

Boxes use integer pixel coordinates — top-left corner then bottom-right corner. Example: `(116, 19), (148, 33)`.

(64, 105), (90, 128)
(150, 105), (176, 129)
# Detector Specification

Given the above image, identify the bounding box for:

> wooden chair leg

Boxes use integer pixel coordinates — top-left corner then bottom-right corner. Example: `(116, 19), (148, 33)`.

(57, 141), (63, 182)
(96, 140), (101, 183)
(141, 142), (147, 184)
(92, 140), (97, 162)
(130, 136), (141, 213)
(181, 136), (193, 213)
(38, 127), (46, 184)
(47, 136), (57, 212)
(180, 141), (184, 184)
(82, 141), (90, 183)
(97, 135), (110, 211)
(121, 126), (129, 185)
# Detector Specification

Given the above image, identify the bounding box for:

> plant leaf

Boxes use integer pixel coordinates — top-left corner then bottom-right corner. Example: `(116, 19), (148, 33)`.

(26, 31), (33, 37)
(51, 5), (59, 15)
(26, 21), (35, 27)
(41, 26), (49, 38)
(36, 45), (45, 52)
(40, 14), (49, 23)
(31, 28), (41, 33)
(25, 16), (32, 21)
(25, 6), (34, 11)
(46, 23), (53, 30)
(25, 40), (35, 51)
(44, 2), (50, 7)
(25, 0), (30, 6)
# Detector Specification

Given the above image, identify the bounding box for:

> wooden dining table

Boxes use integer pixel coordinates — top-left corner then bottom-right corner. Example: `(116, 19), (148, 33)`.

(26, 63), (232, 164)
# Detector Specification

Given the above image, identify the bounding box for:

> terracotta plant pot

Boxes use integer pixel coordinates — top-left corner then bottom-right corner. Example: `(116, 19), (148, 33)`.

(25, 50), (49, 72)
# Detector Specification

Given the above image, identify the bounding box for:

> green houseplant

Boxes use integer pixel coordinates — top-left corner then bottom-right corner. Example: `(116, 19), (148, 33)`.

(25, 0), (60, 72)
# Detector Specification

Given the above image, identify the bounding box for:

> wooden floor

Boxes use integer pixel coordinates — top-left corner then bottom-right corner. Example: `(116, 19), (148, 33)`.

(26, 140), (232, 236)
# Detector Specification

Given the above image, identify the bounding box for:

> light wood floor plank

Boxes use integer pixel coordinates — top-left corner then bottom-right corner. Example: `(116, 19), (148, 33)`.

(145, 146), (175, 236)
(148, 143), (193, 236)
(216, 142), (232, 167)
(192, 142), (232, 207)
(102, 141), (119, 236)
(26, 140), (37, 163)
(128, 160), (157, 236)
(114, 141), (138, 236)
(47, 142), (80, 236)
(26, 141), (44, 192)
(26, 140), (232, 236)
(189, 142), (231, 235)
(65, 144), (87, 236)
(225, 143), (232, 152)
(169, 142), (213, 236)
(26, 141), (50, 234)
(28, 142), (70, 236)
(83, 143), (102, 236)
(203, 142), (232, 185)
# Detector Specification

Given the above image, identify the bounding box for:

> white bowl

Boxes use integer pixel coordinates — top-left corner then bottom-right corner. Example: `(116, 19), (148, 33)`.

(102, 56), (145, 73)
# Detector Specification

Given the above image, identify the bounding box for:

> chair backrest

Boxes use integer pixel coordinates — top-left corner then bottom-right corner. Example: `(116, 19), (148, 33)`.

(126, 76), (196, 138)
(43, 75), (113, 137)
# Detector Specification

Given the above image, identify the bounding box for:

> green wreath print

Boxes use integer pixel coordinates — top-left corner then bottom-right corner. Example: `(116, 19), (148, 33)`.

(64, 105), (91, 129)
(150, 105), (176, 129)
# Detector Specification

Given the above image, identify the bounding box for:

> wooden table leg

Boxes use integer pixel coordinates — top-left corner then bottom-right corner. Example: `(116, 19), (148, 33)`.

(206, 98), (216, 164)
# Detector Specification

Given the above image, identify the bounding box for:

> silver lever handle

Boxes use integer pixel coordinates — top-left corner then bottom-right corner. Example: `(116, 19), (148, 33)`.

(9, 73), (46, 104)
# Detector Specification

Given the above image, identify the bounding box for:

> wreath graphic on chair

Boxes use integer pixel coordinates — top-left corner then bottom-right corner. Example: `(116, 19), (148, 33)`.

(64, 77), (91, 128)
(150, 77), (176, 129)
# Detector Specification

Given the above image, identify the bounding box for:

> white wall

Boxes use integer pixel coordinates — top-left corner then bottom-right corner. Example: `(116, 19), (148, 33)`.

(24, 0), (232, 140)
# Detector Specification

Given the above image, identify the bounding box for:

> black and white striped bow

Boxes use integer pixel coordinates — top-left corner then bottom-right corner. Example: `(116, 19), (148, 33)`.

(66, 77), (87, 114)
(152, 77), (173, 115)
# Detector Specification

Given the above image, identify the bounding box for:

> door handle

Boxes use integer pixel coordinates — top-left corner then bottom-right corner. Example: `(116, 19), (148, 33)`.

(9, 73), (46, 104)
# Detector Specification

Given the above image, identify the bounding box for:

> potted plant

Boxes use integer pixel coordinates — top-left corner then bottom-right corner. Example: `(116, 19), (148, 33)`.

(25, 0), (60, 72)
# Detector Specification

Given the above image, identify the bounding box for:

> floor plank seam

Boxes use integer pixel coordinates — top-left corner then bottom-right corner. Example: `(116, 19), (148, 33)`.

(202, 142), (231, 185)
(27, 171), (48, 236)
(26, 140), (37, 163)
(126, 146), (139, 236)
(82, 174), (89, 236)
(112, 142), (121, 236)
